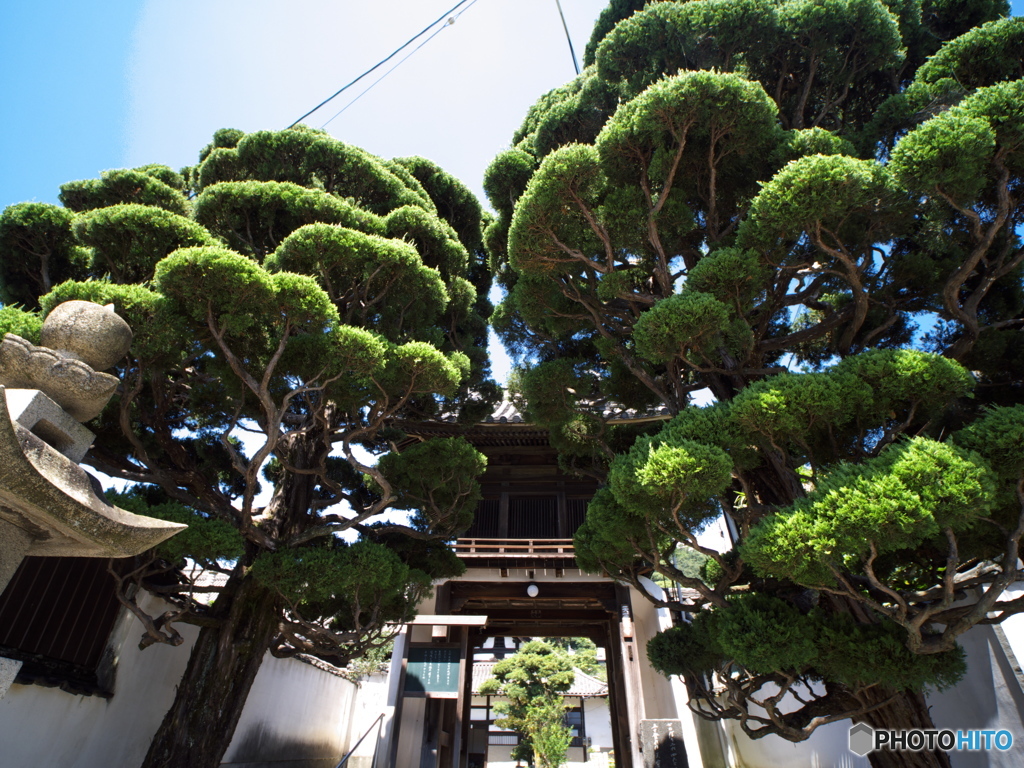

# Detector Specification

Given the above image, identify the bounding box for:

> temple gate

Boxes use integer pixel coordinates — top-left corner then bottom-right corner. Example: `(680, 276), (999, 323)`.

(379, 406), (706, 768)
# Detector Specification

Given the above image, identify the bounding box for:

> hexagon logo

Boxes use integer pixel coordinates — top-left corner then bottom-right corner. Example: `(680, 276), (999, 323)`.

(849, 723), (875, 756)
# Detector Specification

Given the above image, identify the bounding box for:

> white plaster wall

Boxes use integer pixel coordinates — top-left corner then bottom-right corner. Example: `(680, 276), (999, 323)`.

(927, 624), (1024, 768)
(720, 719), (870, 768)
(634, 577), (715, 768)
(703, 620), (1024, 768)
(221, 654), (362, 767)
(0, 592), (378, 768)
(627, 584), (680, 721)
(344, 673), (390, 766)
(583, 697), (613, 751)
(995, 583), (1024, 671)
(0, 592), (200, 768)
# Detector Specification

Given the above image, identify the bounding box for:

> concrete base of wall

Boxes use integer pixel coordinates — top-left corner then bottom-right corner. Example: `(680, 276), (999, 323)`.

(0, 657), (23, 700)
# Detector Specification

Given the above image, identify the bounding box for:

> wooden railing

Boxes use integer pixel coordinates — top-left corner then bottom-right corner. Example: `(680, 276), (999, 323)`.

(453, 538), (576, 559)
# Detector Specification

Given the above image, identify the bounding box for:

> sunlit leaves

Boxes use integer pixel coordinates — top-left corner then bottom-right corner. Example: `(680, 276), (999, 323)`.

(112, 489), (244, 566)
(915, 16), (1024, 91)
(731, 370), (872, 445)
(75, 204), (216, 284)
(156, 246), (276, 331)
(595, 0), (903, 130)
(60, 168), (190, 216)
(484, 148), (538, 221)
(378, 341), (467, 399)
(383, 205), (468, 277)
(891, 113), (996, 200)
(0, 305), (41, 344)
(954, 404), (1024, 481)
(741, 154), (901, 255)
(609, 435), (733, 526)
(194, 180), (382, 258)
(650, 596), (967, 691)
(251, 539), (427, 625)
(0, 202), (83, 308)
(508, 143), (607, 277)
(892, 78), (1024, 202)
(633, 292), (732, 364)
(831, 348), (975, 414)
(267, 223), (448, 339)
(375, 437), (486, 535)
(743, 438), (993, 585)
(596, 70), (779, 183)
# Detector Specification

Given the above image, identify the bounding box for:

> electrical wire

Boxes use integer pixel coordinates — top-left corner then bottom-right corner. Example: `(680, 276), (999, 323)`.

(321, 0), (481, 129)
(287, 0), (474, 129)
(554, 0), (580, 76)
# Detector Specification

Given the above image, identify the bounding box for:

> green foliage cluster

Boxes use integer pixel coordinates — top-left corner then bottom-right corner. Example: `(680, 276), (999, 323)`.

(0, 127), (498, 764)
(649, 595), (966, 691)
(0, 202), (84, 308)
(249, 539), (430, 629)
(743, 437), (994, 585)
(479, 641), (576, 768)
(549, 636), (606, 681)
(111, 487), (245, 566)
(374, 437), (487, 534)
(487, 0), (1024, 746)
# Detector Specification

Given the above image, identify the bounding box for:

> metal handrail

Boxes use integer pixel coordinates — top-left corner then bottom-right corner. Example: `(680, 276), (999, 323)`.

(335, 712), (385, 768)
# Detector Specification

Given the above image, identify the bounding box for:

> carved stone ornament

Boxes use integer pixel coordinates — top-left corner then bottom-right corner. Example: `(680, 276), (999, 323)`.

(0, 301), (133, 422)
(0, 386), (186, 558)
(0, 301), (184, 596)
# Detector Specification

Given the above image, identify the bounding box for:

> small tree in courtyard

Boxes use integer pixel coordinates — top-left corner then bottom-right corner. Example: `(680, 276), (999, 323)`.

(480, 640), (576, 768)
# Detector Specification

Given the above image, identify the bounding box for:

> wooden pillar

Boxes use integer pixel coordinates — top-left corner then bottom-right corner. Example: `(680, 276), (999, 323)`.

(388, 630), (412, 768)
(617, 585), (644, 768)
(498, 489), (509, 539)
(579, 695), (588, 763)
(461, 631), (483, 768)
(556, 486), (567, 539)
(604, 617), (633, 768)
(452, 625), (470, 768)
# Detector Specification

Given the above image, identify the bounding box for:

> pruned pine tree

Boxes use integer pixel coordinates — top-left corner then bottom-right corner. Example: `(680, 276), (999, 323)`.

(479, 640), (576, 768)
(485, 2), (1024, 767)
(0, 126), (498, 768)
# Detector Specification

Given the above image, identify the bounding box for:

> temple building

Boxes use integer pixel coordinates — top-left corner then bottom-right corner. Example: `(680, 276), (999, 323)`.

(380, 402), (696, 768)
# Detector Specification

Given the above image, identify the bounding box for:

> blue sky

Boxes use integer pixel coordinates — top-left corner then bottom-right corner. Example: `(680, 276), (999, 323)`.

(1, 0), (142, 210)
(1, 0), (613, 382)
(4, 0), (1022, 209)
(2, 0), (1021, 382)
(0, 0), (608, 210)
(3, 0), (1022, 211)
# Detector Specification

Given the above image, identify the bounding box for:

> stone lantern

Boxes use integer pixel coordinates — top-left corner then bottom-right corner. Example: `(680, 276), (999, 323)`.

(0, 301), (185, 696)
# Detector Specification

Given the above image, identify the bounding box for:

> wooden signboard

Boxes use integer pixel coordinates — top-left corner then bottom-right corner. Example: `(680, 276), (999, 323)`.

(403, 643), (461, 698)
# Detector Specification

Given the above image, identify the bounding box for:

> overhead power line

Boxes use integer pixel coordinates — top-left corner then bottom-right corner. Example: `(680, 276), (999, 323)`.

(287, 0), (475, 129)
(321, 0), (481, 129)
(554, 0), (581, 76)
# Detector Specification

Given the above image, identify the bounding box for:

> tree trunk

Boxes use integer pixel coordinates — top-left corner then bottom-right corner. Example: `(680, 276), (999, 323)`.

(855, 687), (952, 768)
(140, 567), (280, 768)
